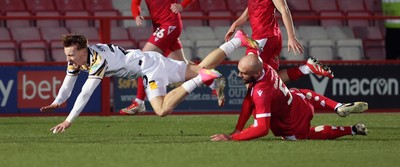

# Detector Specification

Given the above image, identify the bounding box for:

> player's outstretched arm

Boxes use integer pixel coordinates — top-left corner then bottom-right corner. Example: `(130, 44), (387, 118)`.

(225, 8), (249, 41)
(50, 78), (101, 133)
(40, 75), (78, 112)
(273, 0), (304, 55)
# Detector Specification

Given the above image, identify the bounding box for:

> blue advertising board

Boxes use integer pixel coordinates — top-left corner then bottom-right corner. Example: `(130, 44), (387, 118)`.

(0, 66), (101, 115)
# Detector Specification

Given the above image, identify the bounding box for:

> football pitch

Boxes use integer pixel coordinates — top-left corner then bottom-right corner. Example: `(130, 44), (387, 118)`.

(1, 113), (399, 167)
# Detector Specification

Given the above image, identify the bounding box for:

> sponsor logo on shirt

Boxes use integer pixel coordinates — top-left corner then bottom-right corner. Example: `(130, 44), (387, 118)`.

(257, 90), (263, 97)
(149, 80), (158, 90)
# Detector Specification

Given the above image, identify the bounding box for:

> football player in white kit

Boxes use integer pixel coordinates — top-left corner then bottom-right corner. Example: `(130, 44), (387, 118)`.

(40, 30), (261, 133)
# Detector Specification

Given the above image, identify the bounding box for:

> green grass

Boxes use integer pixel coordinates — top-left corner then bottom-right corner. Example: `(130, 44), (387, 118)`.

(1, 113), (399, 167)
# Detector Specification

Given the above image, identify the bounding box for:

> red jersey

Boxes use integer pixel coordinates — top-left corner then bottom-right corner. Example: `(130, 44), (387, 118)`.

(232, 64), (313, 140)
(131, 0), (193, 27)
(248, 0), (280, 39)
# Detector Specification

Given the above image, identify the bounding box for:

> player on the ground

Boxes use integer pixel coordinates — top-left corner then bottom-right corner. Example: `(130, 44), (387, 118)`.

(120, 0), (194, 115)
(210, 54), (368, 141)
(40, 30), (258, 133)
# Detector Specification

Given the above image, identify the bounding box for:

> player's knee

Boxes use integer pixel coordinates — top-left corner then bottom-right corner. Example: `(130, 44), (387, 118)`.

(154, 108), (172, 117)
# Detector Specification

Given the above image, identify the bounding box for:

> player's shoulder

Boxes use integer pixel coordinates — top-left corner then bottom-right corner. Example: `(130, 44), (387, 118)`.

(254, 66), (276, 88)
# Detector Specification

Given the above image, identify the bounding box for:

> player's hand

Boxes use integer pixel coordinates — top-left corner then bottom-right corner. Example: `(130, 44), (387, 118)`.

(50, 121), (71, 134)
(224, 26), (236, 42)
(287, 38), (304, 56)
(210, 134), (232, 141)
(170, 3), (183, 13)
(135, 16), (144, 27)
(40, 104), (59, 112)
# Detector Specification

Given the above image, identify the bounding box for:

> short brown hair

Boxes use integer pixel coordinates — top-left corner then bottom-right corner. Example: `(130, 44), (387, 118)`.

(62, 34), (88, 50)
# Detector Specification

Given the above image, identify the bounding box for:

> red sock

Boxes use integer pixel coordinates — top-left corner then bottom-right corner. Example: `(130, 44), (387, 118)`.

(308, 125), (352, 140)
(135, 77), (146, 101)
(286, 67), (305, 81)
(298, 89), (339, 111)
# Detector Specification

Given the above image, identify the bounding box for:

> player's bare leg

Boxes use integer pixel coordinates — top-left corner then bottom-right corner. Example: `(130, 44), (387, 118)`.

(168, 48), (188, 63)
(120, 44), (189, 115)
(199, 30), (261, 69)
(150, 67), (222, 116)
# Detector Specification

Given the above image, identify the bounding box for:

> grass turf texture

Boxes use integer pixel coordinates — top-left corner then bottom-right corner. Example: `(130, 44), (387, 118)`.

(0, 113), (399, 167)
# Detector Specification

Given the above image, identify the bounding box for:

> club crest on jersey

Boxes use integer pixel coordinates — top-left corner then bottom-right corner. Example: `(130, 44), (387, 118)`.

(257, 90), (263, 97)
(149, 80), (158, 90)
(168, 26), (176, 35)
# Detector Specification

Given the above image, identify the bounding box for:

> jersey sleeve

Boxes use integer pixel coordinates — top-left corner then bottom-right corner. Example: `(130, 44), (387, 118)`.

(234, 87), (254, 131)
(88, 50), (107, 79)
(52, 75), (78, 105)
(131, 0), (141, 18)
(231, 116), (270, 141)
(67, 62), (80, 76)
(65, 78), (101, 123)
(231, 87), (272, 141)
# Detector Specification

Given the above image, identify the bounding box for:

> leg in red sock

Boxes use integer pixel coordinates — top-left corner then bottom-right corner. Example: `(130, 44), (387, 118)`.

(298, 89), (339, 111)
(286, 67), (305, 81)
(308, 125), (352, 140)
(136, 77), (146, 101)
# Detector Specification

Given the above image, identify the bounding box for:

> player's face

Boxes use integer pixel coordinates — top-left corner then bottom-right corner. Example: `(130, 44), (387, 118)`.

(64, 45), (87, 66)
(238, 68), (258, 84)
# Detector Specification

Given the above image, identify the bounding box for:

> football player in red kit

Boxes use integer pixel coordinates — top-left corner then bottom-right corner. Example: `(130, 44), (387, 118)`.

(224, 0), (332, 83)
(210, 54), (368, 141)
(120, 0), (194, 115)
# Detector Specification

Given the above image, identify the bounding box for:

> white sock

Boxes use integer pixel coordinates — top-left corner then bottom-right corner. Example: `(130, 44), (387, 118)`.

(299, 65), (311, 74)
(334, 103), (343, 111)
(181, 75), (202, 93)
(135, 98), (144, 104)
(219, 38), (241, 56)
(351, 126), (356, 135)
(208, 80), (217, 90)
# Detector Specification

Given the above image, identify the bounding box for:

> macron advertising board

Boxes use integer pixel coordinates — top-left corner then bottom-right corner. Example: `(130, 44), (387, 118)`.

(0, 66), (101, 115)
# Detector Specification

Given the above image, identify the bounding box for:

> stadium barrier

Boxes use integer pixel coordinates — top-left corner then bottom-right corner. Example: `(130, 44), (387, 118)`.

(0, 15), (400, 116)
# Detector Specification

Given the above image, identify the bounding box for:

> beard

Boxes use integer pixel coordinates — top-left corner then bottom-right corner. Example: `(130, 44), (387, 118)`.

(242, 76), (258, 84)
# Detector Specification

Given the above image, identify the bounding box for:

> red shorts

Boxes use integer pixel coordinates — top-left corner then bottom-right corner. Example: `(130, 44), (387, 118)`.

(147, 25), (182, 56)
(246, 34), (282, 70)
(270, 89), (314, 140)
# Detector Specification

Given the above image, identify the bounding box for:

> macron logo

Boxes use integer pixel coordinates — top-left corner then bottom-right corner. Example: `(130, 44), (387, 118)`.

(310, 74), (329, 95)
(257, 90), (263, 97)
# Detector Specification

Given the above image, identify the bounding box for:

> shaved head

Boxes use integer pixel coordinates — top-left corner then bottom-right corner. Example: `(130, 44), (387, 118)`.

(237, 54), (263, 83)
(238, 54), (263, 74)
